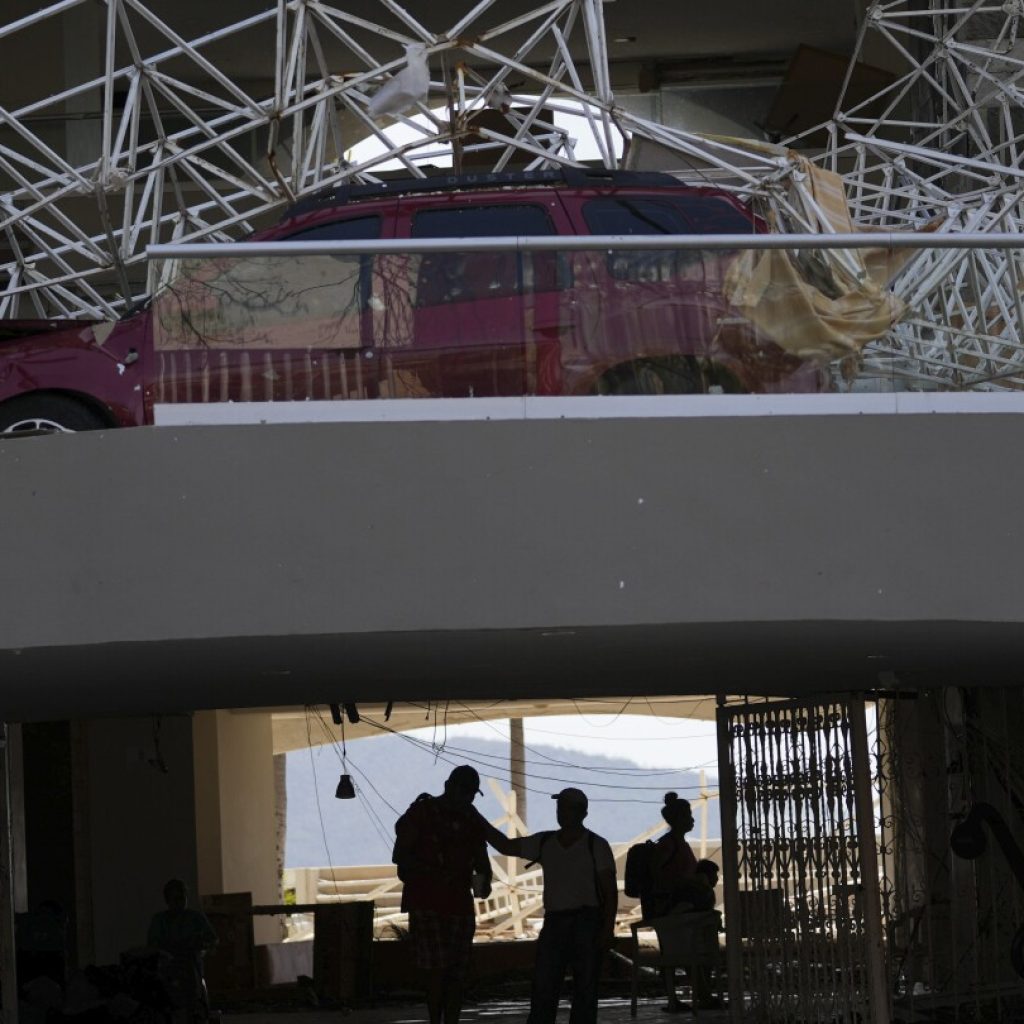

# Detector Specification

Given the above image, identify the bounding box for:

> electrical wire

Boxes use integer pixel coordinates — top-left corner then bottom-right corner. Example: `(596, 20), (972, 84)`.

(306, 707), (395, 858)
(515, 725), (716, 742)
(304, 708), (340, 884)
(570, 696), (634, 727)
(386, 733), (705, 792)
(399, 696), (712, 729)
(359, 713), (707, 803)
(416, 732), (706, 781)
(311, 707), (401, 817)
(643, 694), (714, 725)
(451, 700), (714, 776)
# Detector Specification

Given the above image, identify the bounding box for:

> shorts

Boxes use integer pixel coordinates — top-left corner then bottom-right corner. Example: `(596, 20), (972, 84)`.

(408, 910), (476, 976)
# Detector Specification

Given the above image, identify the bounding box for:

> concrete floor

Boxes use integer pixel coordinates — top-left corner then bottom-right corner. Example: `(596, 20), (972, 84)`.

(226, 997), (730, 1024)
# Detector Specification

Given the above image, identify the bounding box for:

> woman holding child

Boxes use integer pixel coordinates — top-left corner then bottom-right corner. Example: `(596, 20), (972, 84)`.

(649, 792), (721, 1012)
(650, 792), (717, 916)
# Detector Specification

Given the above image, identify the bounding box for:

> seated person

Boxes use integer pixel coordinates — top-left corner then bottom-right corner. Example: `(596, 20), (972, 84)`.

(147, 879), (217, 1022)
(648, 794), (715, 918)
(649, 797), (721, 1013)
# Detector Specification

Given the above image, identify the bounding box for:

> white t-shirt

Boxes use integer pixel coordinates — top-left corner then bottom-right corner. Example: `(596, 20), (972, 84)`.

(519, 829), (616, 911)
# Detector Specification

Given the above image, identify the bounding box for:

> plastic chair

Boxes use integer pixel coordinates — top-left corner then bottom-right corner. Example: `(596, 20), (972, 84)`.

(629, 909), (722, 1017)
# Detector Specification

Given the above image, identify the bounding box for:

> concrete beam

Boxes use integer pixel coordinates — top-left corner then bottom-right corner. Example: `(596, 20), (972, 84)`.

(1, 414), (1022, 719)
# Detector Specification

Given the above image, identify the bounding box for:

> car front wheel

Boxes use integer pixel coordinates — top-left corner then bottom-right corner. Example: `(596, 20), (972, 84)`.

(0, 394), (109, 434)
(595, 357), (743, 396)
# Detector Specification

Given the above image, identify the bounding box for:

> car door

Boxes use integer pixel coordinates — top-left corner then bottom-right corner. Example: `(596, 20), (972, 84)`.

(272, 209), (393, 400)
(380, 200), (562, 399)
(149, 210), (390, 407)
(571, 195), (708, 391)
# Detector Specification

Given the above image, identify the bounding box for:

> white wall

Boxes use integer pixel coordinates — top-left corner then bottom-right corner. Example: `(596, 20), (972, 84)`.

(193, 710), (279, 944)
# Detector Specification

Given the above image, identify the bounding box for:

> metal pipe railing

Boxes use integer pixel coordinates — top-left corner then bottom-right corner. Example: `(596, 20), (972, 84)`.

(147, 232), (1024, 259)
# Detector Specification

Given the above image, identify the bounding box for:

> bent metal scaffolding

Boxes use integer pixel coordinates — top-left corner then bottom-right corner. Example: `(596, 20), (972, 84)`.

(4, 1), (1024, 389)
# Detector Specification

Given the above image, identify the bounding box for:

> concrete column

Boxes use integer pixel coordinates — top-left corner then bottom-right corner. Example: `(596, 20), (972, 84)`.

(942, 689), (980, 997)
(888, 691), (958, 995)
(193, 711), (279, 945)
(193, 711), (224, 899)
(274, 754), (287, 909)
(20, 724), (78, 962)
(958, 688), (1024, 992)
(1, 723), (18, 1024)
(70, 722), (94, 969)
(7, 726), (26, 915)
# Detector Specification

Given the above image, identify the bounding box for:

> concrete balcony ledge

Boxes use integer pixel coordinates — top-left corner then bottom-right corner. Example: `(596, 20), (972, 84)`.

(2, 411), (1023, 718)
(153, 392), (1024, 426)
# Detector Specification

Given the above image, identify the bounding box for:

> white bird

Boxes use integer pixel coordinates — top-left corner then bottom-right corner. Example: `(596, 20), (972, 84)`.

(486, 84), (512, 113)
(368, 42), (430, 120)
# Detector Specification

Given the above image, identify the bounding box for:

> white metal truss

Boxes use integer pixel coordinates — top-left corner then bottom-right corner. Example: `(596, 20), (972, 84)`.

(0, 0), (669, 319)
(796, 1), (1024, 389)
(2, 0), (1024, 390)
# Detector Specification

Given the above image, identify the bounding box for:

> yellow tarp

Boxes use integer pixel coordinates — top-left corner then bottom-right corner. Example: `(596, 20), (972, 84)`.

(722, 151), (917, 362)
(635, 133), (929, 363)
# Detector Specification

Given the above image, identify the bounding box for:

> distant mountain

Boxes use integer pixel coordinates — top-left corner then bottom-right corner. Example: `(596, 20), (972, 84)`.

(285, 732), (720, 867)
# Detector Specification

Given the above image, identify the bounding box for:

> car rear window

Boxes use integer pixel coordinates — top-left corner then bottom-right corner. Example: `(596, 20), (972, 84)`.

(582, 198), (691, 235)
(670, 195), (754, 234)
(582, 195), (753, 235)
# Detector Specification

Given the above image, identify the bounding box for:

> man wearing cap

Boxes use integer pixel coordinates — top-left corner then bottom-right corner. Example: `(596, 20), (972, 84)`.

(393, 765), (492, 1024)
(485, 787), (617, 1024)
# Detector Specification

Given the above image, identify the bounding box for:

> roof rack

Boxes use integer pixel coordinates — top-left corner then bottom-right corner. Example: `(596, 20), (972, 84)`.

(284, 168), (685, 218)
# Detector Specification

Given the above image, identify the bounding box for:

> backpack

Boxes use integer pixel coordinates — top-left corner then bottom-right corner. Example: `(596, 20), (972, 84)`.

(624, 839), (659, 900)
(392, 792), (434, 882)
(392, 793), (492, 889)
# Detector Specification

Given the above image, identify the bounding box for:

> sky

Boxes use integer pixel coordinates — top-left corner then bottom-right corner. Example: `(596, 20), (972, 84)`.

(403, 713), (721, 778)
(348, 102), (624, 170)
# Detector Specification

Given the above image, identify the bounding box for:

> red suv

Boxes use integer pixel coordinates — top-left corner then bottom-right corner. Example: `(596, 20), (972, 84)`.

(0, 169), (820, 432)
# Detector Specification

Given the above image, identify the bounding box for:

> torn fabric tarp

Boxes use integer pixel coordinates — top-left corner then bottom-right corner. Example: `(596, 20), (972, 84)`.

(722, 150), (914, 363)
(629, 132), (927, 363)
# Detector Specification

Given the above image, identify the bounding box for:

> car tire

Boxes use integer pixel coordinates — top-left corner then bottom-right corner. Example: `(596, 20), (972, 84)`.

(596, 357), (700, 395)
(0, 394), (109, 434)
(597, 357), (744, 396)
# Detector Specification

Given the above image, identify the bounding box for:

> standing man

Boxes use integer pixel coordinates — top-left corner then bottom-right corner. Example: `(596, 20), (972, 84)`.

(485, 787), (617, 1024)
(393, 765), (492, 1024)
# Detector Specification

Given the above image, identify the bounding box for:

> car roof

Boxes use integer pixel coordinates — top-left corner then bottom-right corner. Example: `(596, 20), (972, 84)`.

(283, 168), (689, 220)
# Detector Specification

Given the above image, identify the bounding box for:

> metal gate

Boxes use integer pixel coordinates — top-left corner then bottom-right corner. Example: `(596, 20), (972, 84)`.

(716, 695), (889, 1024)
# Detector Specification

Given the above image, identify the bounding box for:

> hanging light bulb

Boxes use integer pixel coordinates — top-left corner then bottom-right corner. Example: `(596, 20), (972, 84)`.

(335, 774), (356, 800)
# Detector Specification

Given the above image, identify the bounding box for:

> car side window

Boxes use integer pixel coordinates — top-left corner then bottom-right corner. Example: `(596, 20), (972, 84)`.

(582, 198), (700, 280)
(411, 204), (554, 238)
(286, 215), (381, 241)
(283, 216), (382, 315)
(411, 205), (560, 305)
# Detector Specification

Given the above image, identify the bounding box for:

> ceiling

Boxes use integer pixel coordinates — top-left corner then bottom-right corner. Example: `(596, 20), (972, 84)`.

(3, 0), (864, 104)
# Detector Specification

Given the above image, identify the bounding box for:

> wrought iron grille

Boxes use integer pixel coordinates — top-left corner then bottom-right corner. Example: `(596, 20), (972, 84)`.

(716, 695), (889, 1024)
